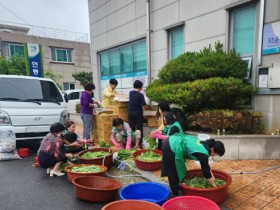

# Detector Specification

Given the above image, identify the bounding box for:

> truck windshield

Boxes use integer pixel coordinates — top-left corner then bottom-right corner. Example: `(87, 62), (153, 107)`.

(0, 78), (63, 102)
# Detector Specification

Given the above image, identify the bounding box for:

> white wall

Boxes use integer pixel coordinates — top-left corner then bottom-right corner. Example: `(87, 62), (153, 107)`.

(89, 0), (280, 132)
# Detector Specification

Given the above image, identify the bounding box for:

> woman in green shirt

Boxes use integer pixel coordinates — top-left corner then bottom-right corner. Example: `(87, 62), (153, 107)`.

(150, 112), (184, 150)
(161, 133), (225, 196)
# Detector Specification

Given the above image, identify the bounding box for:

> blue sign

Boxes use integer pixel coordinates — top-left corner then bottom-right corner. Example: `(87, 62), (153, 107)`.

(25, 43), (44, 77)
(262, 21), (280, 55)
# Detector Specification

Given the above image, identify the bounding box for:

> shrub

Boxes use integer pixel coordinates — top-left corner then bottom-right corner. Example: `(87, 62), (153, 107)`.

(146, 77), (255, 112)
(75, 103), (81, 113)
(188, 109), (264, 134)
(158, 43), (248, 83)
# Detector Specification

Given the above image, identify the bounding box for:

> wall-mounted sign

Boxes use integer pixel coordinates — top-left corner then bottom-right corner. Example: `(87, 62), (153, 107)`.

(262, 21), (280, 55)
(258, 68), (268, 88)
(24, 43), (44, 77)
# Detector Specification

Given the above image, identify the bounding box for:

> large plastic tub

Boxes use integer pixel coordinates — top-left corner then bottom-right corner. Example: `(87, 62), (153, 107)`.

(132, 149), (162, 171)
(78, 148), (114, 168)
(72, 176), (122, 202)
(120, 182), (170, 205)
(180, 169), (232, 204)
(65, 164), (108, 183)
(102, 200), (164, 210)
(162, 196), (220, 210)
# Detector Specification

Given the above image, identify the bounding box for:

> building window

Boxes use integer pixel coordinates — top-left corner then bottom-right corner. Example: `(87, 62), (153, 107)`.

(169, 27), (184, 60)
(7, 43), (24, 57)
(120, 45), (133, 73)
(63, 83), (75, 90)
(109, 49), (121, 75)
(100, 52), (110, 76)
(50, 47), (73, 63)
(133, 41), (146, 71)
(230, 5), (256, 56)
(99, 40), (146, 77)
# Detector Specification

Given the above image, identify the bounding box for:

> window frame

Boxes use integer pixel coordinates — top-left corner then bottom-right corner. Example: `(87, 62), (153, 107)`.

(168, 26), (184, 60)
(50, 47), (73, 63)
(229, 4), (257, 57)
(63, 82), (76, 91)
(6, 43), (25, 57)
(98, 39), (146, 77)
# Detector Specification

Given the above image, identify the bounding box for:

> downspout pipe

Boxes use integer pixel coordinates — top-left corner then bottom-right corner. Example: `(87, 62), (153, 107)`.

(257, 0), (265, 65)
(146, 0), (152, 103)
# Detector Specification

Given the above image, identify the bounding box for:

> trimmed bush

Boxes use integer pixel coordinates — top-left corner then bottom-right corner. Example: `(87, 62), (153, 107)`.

(146, 77), (255, 112)
(187, 109), (264, 134)
(158, 43), (248, 83)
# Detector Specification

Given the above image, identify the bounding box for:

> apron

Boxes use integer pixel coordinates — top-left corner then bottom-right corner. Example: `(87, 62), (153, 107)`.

(114, 123), (134, 141)
(163, 121), (184, 135)
(169, 133), (209, 182)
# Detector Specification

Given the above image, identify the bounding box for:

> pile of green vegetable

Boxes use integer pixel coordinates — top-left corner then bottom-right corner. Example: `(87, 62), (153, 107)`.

(59, 162), (70, 172)
(81, 151), (110, 159)
(69, 165), (104, 173)
(117, 149), (136, 160)
(144, 136), (157, 149)
(183, 176), (226, 188)
(137, 151), (162, 162)
(99, 141), (111, 148)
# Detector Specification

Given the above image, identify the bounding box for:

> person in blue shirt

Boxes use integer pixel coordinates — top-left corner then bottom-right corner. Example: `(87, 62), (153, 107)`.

(128, 80), (150, 148)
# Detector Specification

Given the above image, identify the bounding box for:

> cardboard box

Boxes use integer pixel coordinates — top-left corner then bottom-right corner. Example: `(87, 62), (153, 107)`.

(143, 105), (158, 117)
(115, 107), (128, 115)
(118, 114), (129, 122)
(116, 101), (128, 108)
(147, 117), (159, 127)
(96, 114), (118, 124)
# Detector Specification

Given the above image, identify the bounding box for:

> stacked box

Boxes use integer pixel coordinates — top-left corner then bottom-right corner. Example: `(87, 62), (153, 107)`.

(93, 112), (117, 144)
(143, 105), (159, 128)
(147, 117), (159, 127)
(114, 102), (129, 122)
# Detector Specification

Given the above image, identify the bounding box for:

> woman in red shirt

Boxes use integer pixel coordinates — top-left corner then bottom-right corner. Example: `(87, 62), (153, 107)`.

(38, 123), (73, 177)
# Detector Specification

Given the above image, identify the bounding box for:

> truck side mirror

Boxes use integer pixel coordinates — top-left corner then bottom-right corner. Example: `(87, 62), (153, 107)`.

(64, 93), (68, 103)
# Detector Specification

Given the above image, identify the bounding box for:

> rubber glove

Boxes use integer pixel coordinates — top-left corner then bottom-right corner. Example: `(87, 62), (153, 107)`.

(111, 138), (123, 149)
(150, 131), (167, 140)
(126, 137), (132, 149)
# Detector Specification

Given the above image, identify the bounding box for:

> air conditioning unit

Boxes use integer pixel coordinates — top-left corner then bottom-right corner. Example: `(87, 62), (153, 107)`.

(268, 67), (280, 88)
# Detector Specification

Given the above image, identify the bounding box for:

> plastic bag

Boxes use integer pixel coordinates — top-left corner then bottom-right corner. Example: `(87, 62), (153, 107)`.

(0, 130), (16, 153)
(0, 130), (20, 160)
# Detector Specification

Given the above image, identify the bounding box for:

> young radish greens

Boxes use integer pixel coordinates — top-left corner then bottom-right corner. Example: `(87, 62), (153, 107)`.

(183, 176), (226, 188)
(81, 151), (110, 159)
(69, 165), (104, 173)
(137, 150), (162, 162)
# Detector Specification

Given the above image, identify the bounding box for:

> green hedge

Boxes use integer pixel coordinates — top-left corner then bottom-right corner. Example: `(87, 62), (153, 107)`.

(158, 44), (248, 83)
(188, 109), (264, 134)
(146, 77), (255, 112)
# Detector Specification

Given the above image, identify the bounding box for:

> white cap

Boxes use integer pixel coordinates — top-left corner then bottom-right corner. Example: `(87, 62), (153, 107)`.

(197, 134), (211, 141)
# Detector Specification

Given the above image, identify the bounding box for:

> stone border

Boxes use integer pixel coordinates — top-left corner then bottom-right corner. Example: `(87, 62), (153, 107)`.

(188, 132), (280, 160)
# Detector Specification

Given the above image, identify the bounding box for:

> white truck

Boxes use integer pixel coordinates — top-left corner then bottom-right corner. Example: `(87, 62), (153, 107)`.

(0, 75), (68, 141)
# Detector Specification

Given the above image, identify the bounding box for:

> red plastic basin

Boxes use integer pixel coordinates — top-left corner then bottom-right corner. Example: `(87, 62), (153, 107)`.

(78, 148), (114, 168)
(65, 164), (108, 183)
(162, 196), (220, 210)
(102, 200), (164, 210)
(17, 148), (29, 157)
(132, 149), (162, 171)
(180, 169), (232, 204)
(72, 176), (122, 202)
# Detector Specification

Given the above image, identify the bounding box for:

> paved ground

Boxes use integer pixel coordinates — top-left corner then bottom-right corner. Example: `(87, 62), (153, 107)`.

(152, 160), (280, 209)
(2, 122), (278, 210)
(0, 155), (105, 210)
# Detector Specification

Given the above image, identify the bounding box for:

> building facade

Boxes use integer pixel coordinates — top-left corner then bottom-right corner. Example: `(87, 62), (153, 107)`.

(0, 24), (91, 90)
(88, 0), (280, 133)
